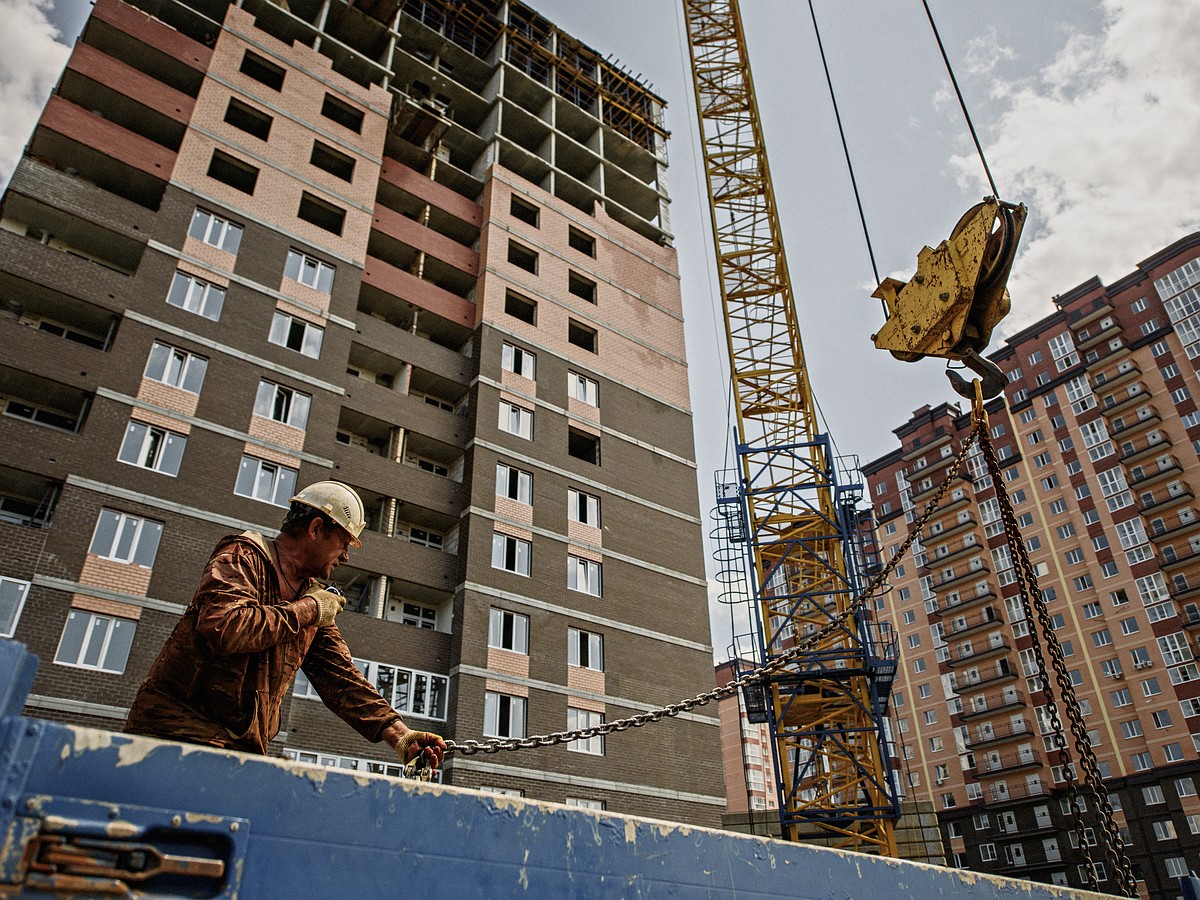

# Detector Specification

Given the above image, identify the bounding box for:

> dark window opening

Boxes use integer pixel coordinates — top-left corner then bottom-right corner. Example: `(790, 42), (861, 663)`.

(310, 141), (356, 182)
(207, 150), (259, 194)
(568, 319), (597, 353)
(568, 428), (600, 465)
(240, 50), (285, 91)
(224, 98), (273, 140)
(505, 290), (537, 325)
(508, 241), (538, 274)
(510, 196), (540, 227)
(321, 93), (364, 133)
(298, 192), (346, 236)
(568, 272), (596, 304)
(568, 226), (596, 257)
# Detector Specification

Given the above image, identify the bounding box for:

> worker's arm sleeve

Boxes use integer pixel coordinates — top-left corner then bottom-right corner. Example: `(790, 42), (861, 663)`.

(302, 628), (401, 743)
(193, 547), (316, 655)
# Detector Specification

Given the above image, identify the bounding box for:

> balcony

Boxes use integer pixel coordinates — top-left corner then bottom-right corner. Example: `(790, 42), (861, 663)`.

(988, 779), (1048, 804)
(909, 472), (968, 505)
(925, 515), (977, 543)
(958, 688), (1028, 722)
(973, 747), (1042, 778)
(1161, 548), (1200, 572)
(933, 588), (998, 616)
(945, 607), (1004, 639)
(933, 564), (991, 594)
(1140, 489), (1195, 517)
(1120, 433), (1173, 466)
(1180, 604), (1200, 629)
(1099, 385), (1151, 418)
(1109, 410), (1162, 439)
(924, 539), (985, 570)
(1148, 512), (1200, 543)
(1074, 319), (1122, 352)
(1127, 457), (1183, 490)
(1069, 298), (1115, 329)
(948, 635), (1012, 667)
(1093, 362), (1140, 393)
(957, 660), (1019, 690)
(966, 718), (1035, 749)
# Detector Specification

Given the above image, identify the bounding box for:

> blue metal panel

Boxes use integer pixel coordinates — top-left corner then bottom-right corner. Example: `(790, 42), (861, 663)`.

(0, 642), (1113, 899)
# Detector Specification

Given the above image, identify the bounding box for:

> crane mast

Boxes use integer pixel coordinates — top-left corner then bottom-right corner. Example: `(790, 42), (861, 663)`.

(683, 0), (901, 853)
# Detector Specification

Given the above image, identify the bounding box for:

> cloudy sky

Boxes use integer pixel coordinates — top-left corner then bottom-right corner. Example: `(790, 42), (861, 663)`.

(3, 0), (1198, 658)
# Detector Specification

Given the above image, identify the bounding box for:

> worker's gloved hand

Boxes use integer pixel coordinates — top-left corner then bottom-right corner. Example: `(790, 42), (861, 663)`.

(303, 587), (346, 627)
(394, 728), (447, 769)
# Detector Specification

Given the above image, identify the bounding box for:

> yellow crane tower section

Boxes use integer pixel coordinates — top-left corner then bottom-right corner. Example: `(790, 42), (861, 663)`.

(682, 0), (899, 854)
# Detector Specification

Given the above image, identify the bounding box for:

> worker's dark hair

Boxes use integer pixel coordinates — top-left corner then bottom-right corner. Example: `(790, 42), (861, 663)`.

(280, 501), (336, 538)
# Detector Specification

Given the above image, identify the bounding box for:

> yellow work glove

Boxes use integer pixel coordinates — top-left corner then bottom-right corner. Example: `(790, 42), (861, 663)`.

(395, 729), (447, 769)
(304, 587), (345, 627)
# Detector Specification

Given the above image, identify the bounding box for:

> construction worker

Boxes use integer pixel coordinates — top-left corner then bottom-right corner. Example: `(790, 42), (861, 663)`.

(125, 481), (446, 770)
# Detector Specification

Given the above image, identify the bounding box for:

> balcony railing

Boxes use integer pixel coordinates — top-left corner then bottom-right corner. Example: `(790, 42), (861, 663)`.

(966, 717), (1034, 749)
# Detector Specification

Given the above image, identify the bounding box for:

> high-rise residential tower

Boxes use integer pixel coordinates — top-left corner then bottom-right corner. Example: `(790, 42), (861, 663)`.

(863, 233), (1200, 897)
(0, 0), (722, 826)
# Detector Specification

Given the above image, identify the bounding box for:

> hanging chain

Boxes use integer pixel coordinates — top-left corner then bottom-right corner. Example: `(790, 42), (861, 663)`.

(972, 392), (1136, 897)
(447, 419), (982, 757)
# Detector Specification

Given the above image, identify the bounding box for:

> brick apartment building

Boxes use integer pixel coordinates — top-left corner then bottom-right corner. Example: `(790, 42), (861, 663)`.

(863, 233), (1200, 896)
(0, 0), (724, 825)
(713, 658), (778, 819)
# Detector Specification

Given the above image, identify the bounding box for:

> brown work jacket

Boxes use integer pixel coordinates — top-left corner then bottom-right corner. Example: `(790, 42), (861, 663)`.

(124, 531), (398, 754)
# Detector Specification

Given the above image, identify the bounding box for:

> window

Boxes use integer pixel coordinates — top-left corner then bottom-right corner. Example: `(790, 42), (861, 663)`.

(569, 372), (598, 405)
(254, 380), (311, 430)
(1164, 742), (1184, 762)
(505, 290), (536, 324)
(483, 692), (526, 738)
(1092, 629), (1113, 648)
(54, 610), (135, 674)
(310, 141), (355, 182)
(567, 708), (604, 755)
(1120, 719), (1143, 739)
(1153, 710), (1173, 729)
(568, 428), (600, 464)
(568, 556), (602, 596)
(321, 92), (364, 132)
(568, 319), (597, 352)
(269, 311), (323, 359)
(568, 271), (597, 303)
(400, 602), (437, 629)
(568, 226), (595, 257)
(207, 149), (259, 194)
(189, 208), (243, 254)
(498, 401), (533, 439)
(509, 195), (539, 226)
(240, 50), (285, 90)
(488, 608), (529, 654)
(1167, 857), (1189, 879)
(89, 509), (163, 567)
(568, 488), (600, 527)
(491, 533), (531, 575)
(912, 658), (926, 674)
(0, 577), (30, 637)
(502, 342), (536, 380)
(568, 627), (603, 671)
(1177, 777), (1197, 798)
(1132, 751), (1153, 771)
(145, 342), (207, 393)
(284, 250), (335, 293)
(496, 463), (532, 505)
(167, 271), (225, 320)
(979, 844), (997, 862)
(118, 421), (185, 476)
(297, 192), (346, 235)
(566, 797), (604, 810)
(224, 97), (272, 140)
(508, 241), (538, 273)
(234, 456), (297, 507)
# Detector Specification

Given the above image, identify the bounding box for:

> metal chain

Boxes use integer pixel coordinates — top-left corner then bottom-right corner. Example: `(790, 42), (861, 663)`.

(974, 401), (1137, 896)
(447, 419), (982, 758)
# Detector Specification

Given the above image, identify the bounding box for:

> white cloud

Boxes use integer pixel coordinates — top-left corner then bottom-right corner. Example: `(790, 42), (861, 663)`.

(708, 576), (757, 664)
(952, 0), (1200, 332)
(0, 0), (71, 189)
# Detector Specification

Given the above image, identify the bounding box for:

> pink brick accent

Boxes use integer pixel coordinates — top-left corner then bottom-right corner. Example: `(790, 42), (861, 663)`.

(566, 695), (606, 714)
(41, 96), (175, 180)
(567, 544), (602, 563)
(498, 390), (533, 410)
(485, 677), (528, 698)
(91, 0), (211, 73)
(567, 666), (605, 696)
(493, 523), (533, 542)
(248, 414), (305, 451)
(70, 594), (143, 621)
(568, 397), (599, 423)
(136, 379), (200, 418)
(131, 407), (192, 435)
(243, 440), (301, 468)
(486, 648), (530, 680)
(494, 496), (533, 525)
(279, 277), (331, 314)
(80, 554), (152, 597)
(567, 521), (601, 547)
(379, 157), (482, 228)
(477, 166), (691, 411)
(569, 419), (600, 437)
(500, 370), (536, 397)
(372, 203), (479, 276)
(68, 42), (193, 126)
(277, 299), (324, 326)
(362, 256), (474, 327)
(181, 235), (237, 273)
(175, 258), (229, 287)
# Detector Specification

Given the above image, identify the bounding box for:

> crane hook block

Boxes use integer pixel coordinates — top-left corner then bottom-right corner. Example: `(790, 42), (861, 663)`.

(870, 198), (1027, 397)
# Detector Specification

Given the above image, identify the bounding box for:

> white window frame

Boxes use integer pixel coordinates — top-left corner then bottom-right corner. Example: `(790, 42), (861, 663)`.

(501, 342), (536, 380)
(567, 707), (604, 755)
(495, 463), (532, 505)
(144, 341), (208, 394)
(189, 208), (243, 253)
(498, 401), (533, 440)
(567, 488), (601, 528)
(254, 380), (311, 430)
(0, 576), (30, 637)
(167, 271), (225, 320)
(488, 607), (529, 654)
(284, 249), (335, 293)
(234, 456), (298, 507)
(569, 372), (598, 406)
(117, 420), (186, 476)
(269, 310), (324, 359)
(568, 627), (603, 671)
(54, 610), (136, 674)
(89, 509), (163, 568)
(491, 533), (531, 576)
(483, 691), (526, 738)
(568, 555), (602, 596)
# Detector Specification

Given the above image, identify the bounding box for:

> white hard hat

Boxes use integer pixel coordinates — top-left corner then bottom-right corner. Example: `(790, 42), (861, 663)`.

(289, 481), (366, 547)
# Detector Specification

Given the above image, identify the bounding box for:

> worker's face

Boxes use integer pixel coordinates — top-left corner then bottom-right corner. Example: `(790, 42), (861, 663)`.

(306, 518), (353, 579)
